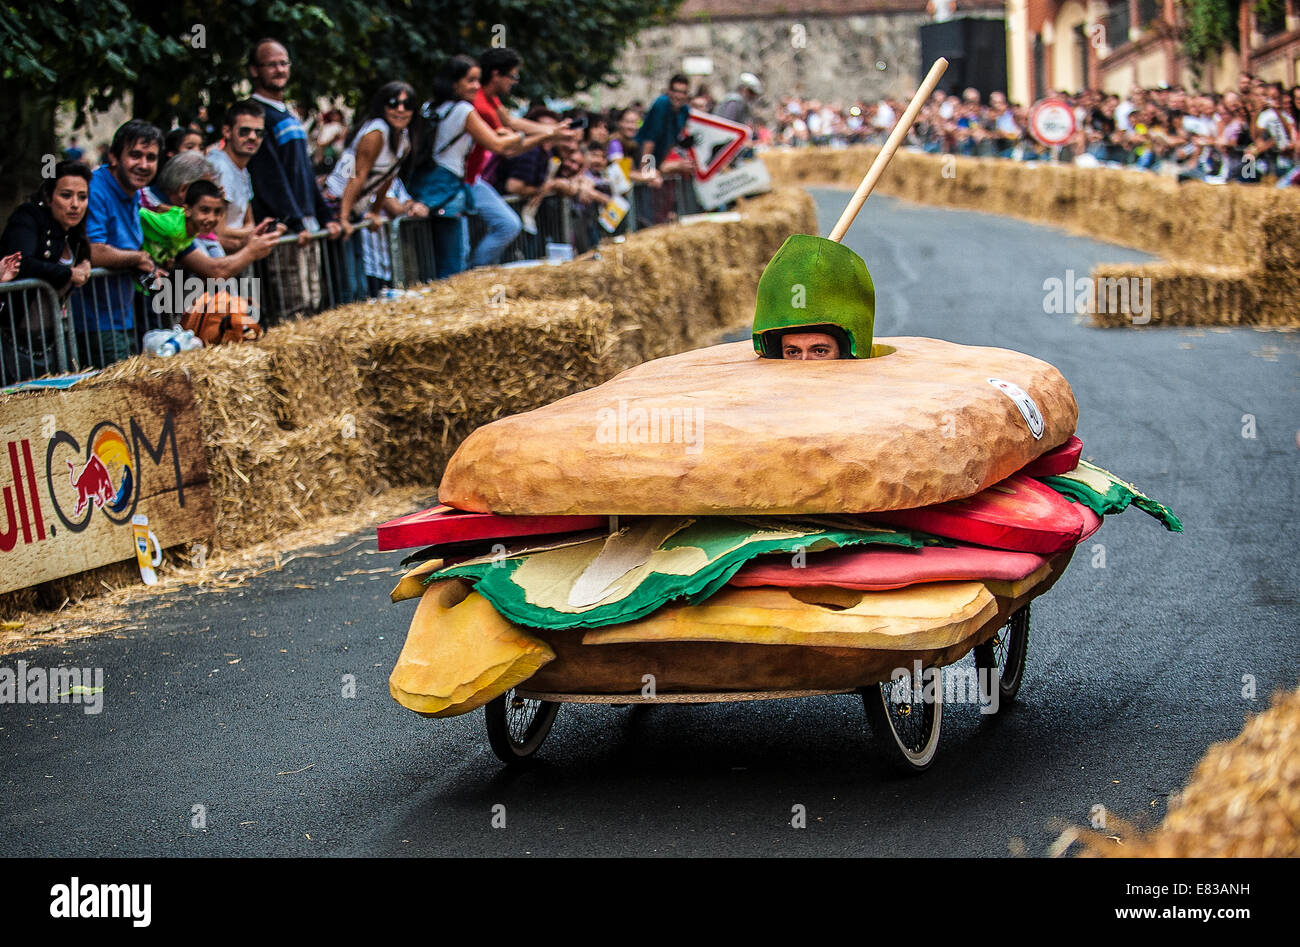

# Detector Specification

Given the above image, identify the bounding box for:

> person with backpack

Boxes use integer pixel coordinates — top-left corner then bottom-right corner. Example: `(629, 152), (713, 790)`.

(408, 55), (563, 279)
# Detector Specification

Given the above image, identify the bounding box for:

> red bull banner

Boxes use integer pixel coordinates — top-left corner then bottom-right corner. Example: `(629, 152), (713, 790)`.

(0, 377), (213, 594)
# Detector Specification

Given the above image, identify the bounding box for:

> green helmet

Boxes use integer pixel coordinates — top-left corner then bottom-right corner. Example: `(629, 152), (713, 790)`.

(752, 234), (876, 358)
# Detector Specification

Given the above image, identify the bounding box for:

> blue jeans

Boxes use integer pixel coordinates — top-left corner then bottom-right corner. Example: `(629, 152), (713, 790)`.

(429, 218), (462, 279)
(463, 178), (522, 269)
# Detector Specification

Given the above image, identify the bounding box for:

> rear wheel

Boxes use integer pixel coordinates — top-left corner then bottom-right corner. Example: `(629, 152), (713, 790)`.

(862, 666), (943, 774)
(484, 688), (559, 763)
(974, 604), (1030, 708)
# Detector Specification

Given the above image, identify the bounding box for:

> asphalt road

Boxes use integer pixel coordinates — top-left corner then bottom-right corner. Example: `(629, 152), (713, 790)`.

(3, 189), (1297, 858)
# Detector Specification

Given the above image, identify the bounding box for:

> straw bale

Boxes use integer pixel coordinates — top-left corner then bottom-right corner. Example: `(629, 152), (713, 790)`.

(1260, 211), (1300, 274)
(216, 409), (384, 548)
(1076, 683), (1300, 857)
(255, 322), (366, 429)
(352, 297), (615, 486)
(1088, 262), (1259, 327)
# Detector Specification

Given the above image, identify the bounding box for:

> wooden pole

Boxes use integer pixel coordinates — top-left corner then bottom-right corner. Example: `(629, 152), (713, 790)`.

(828, 57), (949, 243)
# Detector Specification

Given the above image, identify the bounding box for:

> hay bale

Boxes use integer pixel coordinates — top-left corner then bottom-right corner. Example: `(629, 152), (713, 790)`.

(255, 322), (366, 429)
(1260, 211), (1300, 274)
(217, 409), (383, 548)
(1090, 262), (1259, 327)
(352, 297), (615, 486)
(1077, 683), (1300, 857)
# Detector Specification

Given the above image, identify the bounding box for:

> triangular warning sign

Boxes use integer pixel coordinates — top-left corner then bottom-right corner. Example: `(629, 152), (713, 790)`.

(684, 110), (750, 181)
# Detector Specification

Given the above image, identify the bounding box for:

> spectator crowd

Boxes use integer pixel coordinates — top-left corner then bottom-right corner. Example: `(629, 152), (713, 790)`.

(767, 72), (1299, 185)
(2, 39), (713, 380)
(8, 35), (1294, 383)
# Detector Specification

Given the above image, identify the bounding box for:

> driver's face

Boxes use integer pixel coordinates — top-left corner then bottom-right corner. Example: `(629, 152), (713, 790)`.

(781, 332), (841, 360)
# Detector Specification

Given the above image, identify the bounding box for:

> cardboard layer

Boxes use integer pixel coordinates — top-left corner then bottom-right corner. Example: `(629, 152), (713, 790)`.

(438, 338), (1078, 516)
(388, 579), (555, 717)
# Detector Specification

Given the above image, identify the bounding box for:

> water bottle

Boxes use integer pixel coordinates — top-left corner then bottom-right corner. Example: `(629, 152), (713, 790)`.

(142, 329), (180, 357)
(176, 329), (204, 351)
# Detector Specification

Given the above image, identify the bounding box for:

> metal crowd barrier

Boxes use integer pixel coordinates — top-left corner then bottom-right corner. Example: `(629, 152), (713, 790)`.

(0, 278), (71, 387)
(5, 175), (713, 386)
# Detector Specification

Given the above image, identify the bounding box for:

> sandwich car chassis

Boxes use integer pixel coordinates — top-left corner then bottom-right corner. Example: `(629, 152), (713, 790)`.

(480, 547), (1073, 773)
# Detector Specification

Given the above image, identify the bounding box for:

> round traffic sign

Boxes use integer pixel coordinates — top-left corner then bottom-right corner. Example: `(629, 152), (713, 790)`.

(1029, 98), (1076, 147)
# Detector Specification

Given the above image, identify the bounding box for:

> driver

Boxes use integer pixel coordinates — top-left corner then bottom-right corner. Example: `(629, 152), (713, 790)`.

(751, 234), (876, 360)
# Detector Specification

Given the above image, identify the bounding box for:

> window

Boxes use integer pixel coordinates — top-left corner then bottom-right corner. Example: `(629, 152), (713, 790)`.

(1105, 0), (1131, 47)
(1257, 0), (1287, 38)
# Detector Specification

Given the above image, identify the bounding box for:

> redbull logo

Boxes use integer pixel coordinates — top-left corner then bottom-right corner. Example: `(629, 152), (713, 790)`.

(68, 455), (115, 516)
(1, 382), (209, 595)
(43, 414), (182, 536)
(51, 423), (136, 527)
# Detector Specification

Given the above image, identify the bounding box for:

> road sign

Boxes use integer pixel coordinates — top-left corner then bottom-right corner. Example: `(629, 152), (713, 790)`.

(693, 157), (771, 208)
(683, 110), (750, 181)
(1028, 98), (1077, 147)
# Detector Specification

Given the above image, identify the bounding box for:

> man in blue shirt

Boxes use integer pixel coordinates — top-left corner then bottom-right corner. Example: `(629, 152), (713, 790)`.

(636, 74), (691, 168)
(77, 120), (164, 367)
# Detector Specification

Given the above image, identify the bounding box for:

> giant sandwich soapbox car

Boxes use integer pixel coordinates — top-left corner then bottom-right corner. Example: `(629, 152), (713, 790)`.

(377, 64), (1180, 772)
(377, 237), (1180, 773)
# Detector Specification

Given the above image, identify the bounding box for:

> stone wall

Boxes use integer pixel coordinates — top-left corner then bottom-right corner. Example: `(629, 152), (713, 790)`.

(591, 6), (1005, 113)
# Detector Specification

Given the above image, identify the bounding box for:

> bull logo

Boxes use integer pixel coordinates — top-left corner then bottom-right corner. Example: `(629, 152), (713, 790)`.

(67, 455), (116, 516)
(46, 422), (136, 532)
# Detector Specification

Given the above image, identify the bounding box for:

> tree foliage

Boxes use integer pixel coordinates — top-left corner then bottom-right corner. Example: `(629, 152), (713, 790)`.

(0, 0), (680, 213)
(1180, 0), (1239, 67)
(1180, 0), (1288, 68)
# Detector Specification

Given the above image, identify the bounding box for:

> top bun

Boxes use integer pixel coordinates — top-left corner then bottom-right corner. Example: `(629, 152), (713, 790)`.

(438, 337), (1078, 516)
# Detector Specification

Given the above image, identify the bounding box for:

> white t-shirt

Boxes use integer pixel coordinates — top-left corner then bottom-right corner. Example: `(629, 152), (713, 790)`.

(1115, 101), (1136, 132)
(431, 101), (476, 179)
(324, 116), (411, 207)
(361, 178), (411, 280)
(1257, 108), (1291, 149)
(207, 147), (253, 230)
(1182, 114), (1215, 139)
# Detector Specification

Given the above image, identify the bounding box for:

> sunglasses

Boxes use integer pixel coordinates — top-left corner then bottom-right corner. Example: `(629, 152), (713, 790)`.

(387, 97), (413, 110)
(235, 126), (265, 138)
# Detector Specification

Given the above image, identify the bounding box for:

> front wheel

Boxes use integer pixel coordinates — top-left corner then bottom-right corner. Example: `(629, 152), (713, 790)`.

(484, 688), (559, 764)
(862, 666), (943, 775)
(973, 604), (1030, 708)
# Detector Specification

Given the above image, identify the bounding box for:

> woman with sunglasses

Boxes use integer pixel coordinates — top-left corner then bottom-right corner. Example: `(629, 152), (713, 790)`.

(325, 81), (427, 231)
(323, 81), (428, 300)
(409, 55), (560, 278)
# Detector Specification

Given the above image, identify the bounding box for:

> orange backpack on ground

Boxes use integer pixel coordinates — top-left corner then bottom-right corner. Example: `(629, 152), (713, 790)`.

(182, 291), (263, 345)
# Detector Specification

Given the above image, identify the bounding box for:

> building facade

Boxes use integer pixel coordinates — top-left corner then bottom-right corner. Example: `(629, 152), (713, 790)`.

(1005, 0), (1300, 102)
